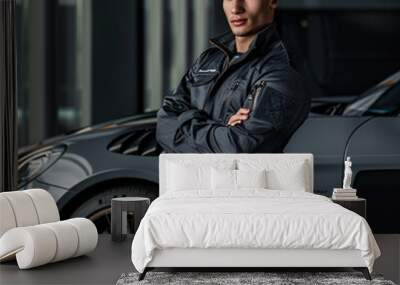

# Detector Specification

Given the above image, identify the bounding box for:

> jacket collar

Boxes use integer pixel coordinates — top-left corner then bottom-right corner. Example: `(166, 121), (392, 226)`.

(209, 23), (280, 59)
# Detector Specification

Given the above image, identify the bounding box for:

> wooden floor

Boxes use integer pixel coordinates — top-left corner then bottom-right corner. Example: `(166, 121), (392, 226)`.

(374, 234), (400, 283)
(0, 234), (398, 285)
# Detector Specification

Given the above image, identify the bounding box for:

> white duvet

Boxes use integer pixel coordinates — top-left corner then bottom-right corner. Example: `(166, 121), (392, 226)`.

(131, 190), (380, 273)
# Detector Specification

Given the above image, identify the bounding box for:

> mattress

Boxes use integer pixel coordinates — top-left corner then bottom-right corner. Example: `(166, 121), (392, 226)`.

(131, 190), (380, 273)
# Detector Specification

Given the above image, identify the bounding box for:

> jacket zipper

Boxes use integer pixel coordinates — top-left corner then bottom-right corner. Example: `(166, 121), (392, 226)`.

(208, 57), (230, 95)
(205, 40), (238, 100)
(231, 80), (240, 91)
(246, 80), (266, 111)
(223, 79), (266, 123)
(205, 39), (256, 111)
(252, 80), (266, 110)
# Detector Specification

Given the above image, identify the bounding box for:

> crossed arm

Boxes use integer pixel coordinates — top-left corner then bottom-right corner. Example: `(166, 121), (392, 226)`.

(155, 69), (303, 153)
(156, 106), (254, 153)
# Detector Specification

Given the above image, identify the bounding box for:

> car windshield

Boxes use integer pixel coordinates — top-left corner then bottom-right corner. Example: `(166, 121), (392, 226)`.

(367, 83), (400, 115)
(343, 70), (400, 116)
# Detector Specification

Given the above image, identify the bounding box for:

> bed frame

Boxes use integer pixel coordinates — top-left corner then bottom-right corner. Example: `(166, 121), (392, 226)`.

(139, 248), (370, 280)
(138, 154), (372, 281)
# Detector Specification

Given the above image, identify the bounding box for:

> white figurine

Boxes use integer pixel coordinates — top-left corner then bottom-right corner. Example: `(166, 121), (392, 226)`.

(342, 156), (353, 189)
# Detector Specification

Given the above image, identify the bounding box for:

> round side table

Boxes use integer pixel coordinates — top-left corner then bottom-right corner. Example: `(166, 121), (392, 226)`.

(111, 197), (150, 242)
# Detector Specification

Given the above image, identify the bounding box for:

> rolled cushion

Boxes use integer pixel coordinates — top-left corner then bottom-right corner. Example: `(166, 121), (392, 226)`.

(0, 191), (40, 228)
(0, 225), (57, 268)
(0, 189), (60, 238)
(0, 196), (17, 237)
(42, 221), (79, 262)
(0, 218), (98, 269)
(24, 189), (60, 223)
(65, 218), (98, 257)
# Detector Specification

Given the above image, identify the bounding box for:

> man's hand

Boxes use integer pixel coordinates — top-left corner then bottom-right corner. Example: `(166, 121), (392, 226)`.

(227, 108), (250, 126)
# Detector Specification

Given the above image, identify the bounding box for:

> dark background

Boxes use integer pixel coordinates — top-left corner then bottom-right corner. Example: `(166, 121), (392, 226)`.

(16, 0), (400, 147)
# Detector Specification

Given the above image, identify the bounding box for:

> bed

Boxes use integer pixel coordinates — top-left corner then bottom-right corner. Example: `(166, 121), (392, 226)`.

(131, 153), (380, 281)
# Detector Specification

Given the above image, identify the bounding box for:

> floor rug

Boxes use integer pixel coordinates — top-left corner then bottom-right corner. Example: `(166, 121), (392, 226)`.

(116, 271), (396, 285)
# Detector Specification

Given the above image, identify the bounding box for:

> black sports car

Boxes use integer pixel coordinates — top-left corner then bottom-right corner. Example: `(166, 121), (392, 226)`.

(18, 70), (400, 234)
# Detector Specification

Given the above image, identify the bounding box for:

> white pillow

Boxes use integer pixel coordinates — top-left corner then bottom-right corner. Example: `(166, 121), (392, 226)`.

(237, 159), (308, 192)
(236, 169), (267, 189)
(211, 168), (267, 191)
(211, 168), (236, 190)
(166, 159), (235, 192)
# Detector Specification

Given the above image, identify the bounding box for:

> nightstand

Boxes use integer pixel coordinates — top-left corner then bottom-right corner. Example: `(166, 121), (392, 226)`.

(111, 197), (150, 242)
(331, 197), (366, 219)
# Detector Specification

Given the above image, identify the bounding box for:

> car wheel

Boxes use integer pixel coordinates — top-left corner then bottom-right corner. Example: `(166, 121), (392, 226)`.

(70, 181), (158, 233)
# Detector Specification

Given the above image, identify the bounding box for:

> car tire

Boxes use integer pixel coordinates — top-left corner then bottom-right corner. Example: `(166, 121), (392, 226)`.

(70, 181), (158, 234)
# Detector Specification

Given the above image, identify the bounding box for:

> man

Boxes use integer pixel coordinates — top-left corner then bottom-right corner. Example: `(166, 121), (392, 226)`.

(156, 0), (310, 153)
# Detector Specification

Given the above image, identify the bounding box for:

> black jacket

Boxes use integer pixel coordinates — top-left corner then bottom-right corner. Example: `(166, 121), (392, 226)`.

(156, 23), (310, 153)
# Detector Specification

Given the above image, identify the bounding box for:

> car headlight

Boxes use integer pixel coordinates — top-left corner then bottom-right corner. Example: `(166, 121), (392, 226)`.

(18, 145), (66, 188)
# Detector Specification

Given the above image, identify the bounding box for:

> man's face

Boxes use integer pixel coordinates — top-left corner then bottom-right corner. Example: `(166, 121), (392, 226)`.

(223, 0), (276, 37)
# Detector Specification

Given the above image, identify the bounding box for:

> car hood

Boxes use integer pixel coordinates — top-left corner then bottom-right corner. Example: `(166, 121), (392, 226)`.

(19, 111), (158, 157)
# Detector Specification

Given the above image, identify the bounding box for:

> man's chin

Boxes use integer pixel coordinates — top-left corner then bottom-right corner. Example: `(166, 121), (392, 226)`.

(231, 27), (256, 37)
(233, 31), (254, 37)
(231, 23), (271, 37)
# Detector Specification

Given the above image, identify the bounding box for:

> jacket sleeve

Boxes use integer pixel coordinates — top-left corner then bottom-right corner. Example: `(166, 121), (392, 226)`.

(156, 72), (309, 153)
(156, 51), (225, 153)
(155, 65), (201, 153)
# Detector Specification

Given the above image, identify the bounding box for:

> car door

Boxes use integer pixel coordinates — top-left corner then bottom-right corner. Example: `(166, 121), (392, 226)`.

(284, 115), (371, 195)
(345, 117), (400, 233)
